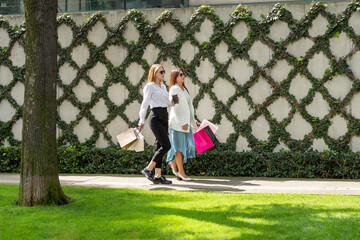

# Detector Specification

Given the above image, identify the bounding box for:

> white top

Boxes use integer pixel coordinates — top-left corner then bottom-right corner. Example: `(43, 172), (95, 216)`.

(138, 82), (172, 124)
(183, 88), (190, 103)
(168, 84), (197, 133)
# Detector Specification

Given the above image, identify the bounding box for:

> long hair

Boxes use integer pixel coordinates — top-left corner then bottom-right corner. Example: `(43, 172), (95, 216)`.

(147, 64), (164, 83)
(169, 68), (188, 92)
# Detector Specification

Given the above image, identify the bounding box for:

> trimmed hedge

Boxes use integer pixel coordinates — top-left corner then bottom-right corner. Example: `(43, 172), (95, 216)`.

(1, 146), (359, 179)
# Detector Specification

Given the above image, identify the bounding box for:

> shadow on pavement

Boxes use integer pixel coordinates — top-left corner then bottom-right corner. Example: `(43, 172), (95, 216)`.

(190, 178), (259, 186)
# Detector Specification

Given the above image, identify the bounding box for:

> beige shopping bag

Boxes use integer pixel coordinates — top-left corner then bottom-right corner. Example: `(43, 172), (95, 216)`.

(116, 128), (138, 150)
(127, 130), (144, 152)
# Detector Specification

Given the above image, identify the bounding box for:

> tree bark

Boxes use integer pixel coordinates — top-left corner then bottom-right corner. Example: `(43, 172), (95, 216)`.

(18, 0), (72, 206)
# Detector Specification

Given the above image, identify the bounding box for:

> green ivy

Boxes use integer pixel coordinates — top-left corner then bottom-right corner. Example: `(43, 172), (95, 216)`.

(0, 2), (360, 153)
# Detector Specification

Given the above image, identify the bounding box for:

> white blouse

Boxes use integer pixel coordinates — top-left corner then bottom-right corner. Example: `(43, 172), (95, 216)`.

(138, 82), (172, 124)
(168, 84), (197, 133)
(183, 88), (190, 103)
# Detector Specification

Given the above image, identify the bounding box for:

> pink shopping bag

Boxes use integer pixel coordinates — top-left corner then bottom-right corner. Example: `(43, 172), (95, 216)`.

(194, 127), (214, 154)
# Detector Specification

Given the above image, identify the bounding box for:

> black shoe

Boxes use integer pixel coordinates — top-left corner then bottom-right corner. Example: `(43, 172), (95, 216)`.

(154, 176), (172, 185)
(141, 168), (154, 182)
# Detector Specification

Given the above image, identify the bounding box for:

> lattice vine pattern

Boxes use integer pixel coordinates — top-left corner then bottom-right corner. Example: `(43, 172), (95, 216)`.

(1, 2), (360, 152)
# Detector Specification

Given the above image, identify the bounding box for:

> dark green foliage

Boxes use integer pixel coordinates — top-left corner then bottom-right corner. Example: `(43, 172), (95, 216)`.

(0, 146), (21, 172)
(1, 146), (359, 178)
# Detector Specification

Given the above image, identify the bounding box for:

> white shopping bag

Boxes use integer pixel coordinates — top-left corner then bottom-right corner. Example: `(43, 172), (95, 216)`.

(117, 128), (137, 149)
(197, 119), (218, 134)
(127, 129), (144, 152)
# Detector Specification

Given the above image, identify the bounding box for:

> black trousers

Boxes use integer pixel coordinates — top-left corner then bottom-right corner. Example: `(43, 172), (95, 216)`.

(148, 107), (171, 168)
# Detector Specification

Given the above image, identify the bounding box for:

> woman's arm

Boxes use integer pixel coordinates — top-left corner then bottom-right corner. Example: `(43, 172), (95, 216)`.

(138, 84), (152, 125)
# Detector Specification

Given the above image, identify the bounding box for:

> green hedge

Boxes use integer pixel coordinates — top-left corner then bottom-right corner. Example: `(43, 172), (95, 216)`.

(1, 146), (359, 178)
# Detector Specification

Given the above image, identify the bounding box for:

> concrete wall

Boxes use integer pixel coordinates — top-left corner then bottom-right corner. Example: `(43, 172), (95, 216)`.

(189, 0), (349, 7)
(1, 1), (360, 152)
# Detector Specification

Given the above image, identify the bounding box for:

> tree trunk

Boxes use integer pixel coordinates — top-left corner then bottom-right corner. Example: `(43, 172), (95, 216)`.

(18, 0), (72, 206)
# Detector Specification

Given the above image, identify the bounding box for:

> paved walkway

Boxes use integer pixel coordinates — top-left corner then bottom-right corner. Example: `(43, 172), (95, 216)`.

(1, 173), (360, 195)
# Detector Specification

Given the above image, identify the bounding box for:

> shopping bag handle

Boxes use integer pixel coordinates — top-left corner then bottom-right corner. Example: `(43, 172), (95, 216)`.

(133, 127), (142, 138)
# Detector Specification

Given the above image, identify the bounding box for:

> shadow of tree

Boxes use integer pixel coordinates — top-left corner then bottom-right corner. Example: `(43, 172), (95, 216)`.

(1, 185), (360, 240)
(148, 178), (260, 192)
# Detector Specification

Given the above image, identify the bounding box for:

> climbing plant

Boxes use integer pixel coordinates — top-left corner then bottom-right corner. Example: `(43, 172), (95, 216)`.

(0, 1), (360, 153)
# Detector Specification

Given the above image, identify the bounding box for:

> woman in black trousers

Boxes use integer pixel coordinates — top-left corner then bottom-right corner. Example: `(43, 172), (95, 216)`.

(138, 64), (174, 184)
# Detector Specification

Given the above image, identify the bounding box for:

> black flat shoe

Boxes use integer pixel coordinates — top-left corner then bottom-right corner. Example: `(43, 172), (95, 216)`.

(141, 168), (154, 182)
(154, 176), (172, 184)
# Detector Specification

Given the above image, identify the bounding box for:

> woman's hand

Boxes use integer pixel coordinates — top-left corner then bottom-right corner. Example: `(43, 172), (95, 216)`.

(196, 121), (200, 127)
(182, 124), (188, 131)
(138, 123), (144, 130)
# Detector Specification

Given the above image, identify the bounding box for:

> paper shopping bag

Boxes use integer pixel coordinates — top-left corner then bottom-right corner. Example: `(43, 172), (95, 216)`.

(127, 129), (144, 152)
(194, 126), (218, 154)
(204, 125), (218, 145)
(198, 119), (218, 134)
(116, 128), (138, 150)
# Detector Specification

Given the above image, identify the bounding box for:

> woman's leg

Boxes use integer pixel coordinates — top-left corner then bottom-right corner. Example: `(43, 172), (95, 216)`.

(175, 151), (188, 178)
(145, 140), (159, 174)
(145, 136), (161, 172)
(169, 160), (178, 173)
(154, 168), (162, 178)
(145, 161), (156, 171)
(148, 110), (171, 178)
(150, 125), (170, 178)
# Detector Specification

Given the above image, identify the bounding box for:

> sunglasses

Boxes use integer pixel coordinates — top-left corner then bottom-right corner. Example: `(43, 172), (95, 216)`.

(159, 70), (166, 75)
(179, 73), (184, 77)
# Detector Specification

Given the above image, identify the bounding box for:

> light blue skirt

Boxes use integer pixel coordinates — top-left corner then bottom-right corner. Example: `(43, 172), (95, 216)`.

(166, 127), (196, 164)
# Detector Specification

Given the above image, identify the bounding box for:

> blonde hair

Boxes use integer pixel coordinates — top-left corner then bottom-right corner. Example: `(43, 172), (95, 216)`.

(169, 68), (188, 92)
(147, 64), (165, 83)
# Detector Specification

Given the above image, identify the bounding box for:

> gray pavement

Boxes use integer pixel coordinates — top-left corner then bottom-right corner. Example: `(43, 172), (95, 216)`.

(1, 173), (360, 195)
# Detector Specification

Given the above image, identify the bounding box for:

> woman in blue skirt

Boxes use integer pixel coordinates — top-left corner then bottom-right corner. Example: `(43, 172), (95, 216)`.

(167, 69), (200, 181)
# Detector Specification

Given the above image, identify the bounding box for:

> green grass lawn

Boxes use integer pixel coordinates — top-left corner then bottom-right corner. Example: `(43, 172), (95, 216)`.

(0, 184), (359, 240)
